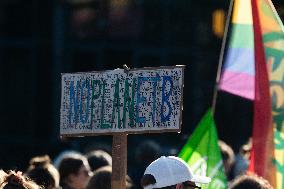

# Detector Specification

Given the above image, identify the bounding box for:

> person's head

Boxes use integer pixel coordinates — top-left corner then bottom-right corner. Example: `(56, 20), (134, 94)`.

(58, 154), (91, 189)
(85, 150), (112, 172)
(239, 138), (252, 160)
(229, 174), (273, 189)
(25, 155), (60, 189)
(0, 170), (41, 189)
(86, 166), (133, 189)
(53, 151), (83, 169)
(140, 156), (211, 189)
(135, 140), (161, 166)
(218, 140), (235, 177)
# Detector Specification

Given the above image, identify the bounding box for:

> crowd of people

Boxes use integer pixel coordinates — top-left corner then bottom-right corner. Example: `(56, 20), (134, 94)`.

(0, 139), (273, 189)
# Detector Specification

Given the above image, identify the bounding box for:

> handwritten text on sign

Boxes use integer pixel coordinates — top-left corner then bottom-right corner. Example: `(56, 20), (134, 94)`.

(60, 66), (184, 135)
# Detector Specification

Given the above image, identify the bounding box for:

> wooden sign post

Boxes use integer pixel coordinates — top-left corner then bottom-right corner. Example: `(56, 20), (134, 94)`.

(60, 65), (185, 189)
(112, 133), (127, 189)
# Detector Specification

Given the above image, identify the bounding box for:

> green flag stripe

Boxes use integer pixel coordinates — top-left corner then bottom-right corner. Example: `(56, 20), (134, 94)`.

(230, 23), (254, 48)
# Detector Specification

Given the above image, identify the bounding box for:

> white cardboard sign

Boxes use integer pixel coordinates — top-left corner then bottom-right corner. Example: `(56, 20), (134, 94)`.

(60, 66), (184, 136)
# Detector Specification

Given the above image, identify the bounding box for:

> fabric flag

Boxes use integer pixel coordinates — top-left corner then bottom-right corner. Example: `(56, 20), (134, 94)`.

(250, 0), (275, 185)
(218, 0), (284, 188)
(179, 109), (227, 189)
(219, 0), (255, 100)
(252, 0), (284, 188)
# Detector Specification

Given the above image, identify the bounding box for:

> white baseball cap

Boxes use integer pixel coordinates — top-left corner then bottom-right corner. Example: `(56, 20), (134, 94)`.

(143, 156), (211, 189)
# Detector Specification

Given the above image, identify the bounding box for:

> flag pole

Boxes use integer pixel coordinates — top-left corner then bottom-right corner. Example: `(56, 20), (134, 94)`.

(212, 0), (234, 116)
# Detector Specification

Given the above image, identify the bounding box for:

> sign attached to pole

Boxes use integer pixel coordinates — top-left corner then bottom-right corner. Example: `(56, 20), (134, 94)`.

(60, 65), (185, 136)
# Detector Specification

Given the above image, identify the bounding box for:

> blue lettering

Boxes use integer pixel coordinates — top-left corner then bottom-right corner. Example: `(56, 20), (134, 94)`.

(151, 75), (160, 126)
(80, 79), (91, 124)
(69, 80), (81, 125)
(161, 76), (173, 122)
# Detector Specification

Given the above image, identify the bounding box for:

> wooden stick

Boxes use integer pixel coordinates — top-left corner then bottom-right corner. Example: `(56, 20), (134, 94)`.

(212, 0), (234, 116)
(111, 133), (127, 189)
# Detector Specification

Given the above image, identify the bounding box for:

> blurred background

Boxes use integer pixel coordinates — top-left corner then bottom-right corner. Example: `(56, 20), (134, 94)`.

(0, 0), (283, 171)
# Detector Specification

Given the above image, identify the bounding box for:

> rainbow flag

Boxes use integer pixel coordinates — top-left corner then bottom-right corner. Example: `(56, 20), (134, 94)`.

(219, 0), (255, 100)
(219, 0), (284, 188)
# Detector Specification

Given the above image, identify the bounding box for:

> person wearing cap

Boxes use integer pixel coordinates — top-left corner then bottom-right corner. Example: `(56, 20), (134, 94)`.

(140, 156), (211, 189)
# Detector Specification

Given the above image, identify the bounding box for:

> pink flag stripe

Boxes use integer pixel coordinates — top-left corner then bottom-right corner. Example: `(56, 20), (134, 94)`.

(219, 70), (254, 99)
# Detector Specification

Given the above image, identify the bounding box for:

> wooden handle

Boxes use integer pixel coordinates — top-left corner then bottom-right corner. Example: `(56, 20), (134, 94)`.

(112, 133), (127, 189)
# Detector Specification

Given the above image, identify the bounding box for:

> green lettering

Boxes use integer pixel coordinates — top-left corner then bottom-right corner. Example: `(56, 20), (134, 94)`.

(111, 79), (121, 128)
(273, 158), (284, 185)
(122, 78), (136, 128)
(275, 130), (284, 149)
(90, 80), (101, 128)
(265, 47), (284, 71)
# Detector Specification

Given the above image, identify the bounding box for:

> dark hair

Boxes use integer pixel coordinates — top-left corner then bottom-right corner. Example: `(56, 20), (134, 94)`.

(135, 141), (161, 164)
(0, 170), (40, 189)
(140, 174), (175, 189)
(58, 155), (87, 183)
(25, 155), (59, 189)
(141, 174), (156, 188)
(229, 174), (273, 189)
(85, 150), (112, 171)
(86, 166), (133, 189)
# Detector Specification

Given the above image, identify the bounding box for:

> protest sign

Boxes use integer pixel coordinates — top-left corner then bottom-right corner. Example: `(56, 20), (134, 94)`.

(60, 66), (185, 136)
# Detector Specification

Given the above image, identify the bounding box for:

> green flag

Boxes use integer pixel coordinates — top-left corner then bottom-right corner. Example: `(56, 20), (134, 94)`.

(179, 109), (227, 189)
